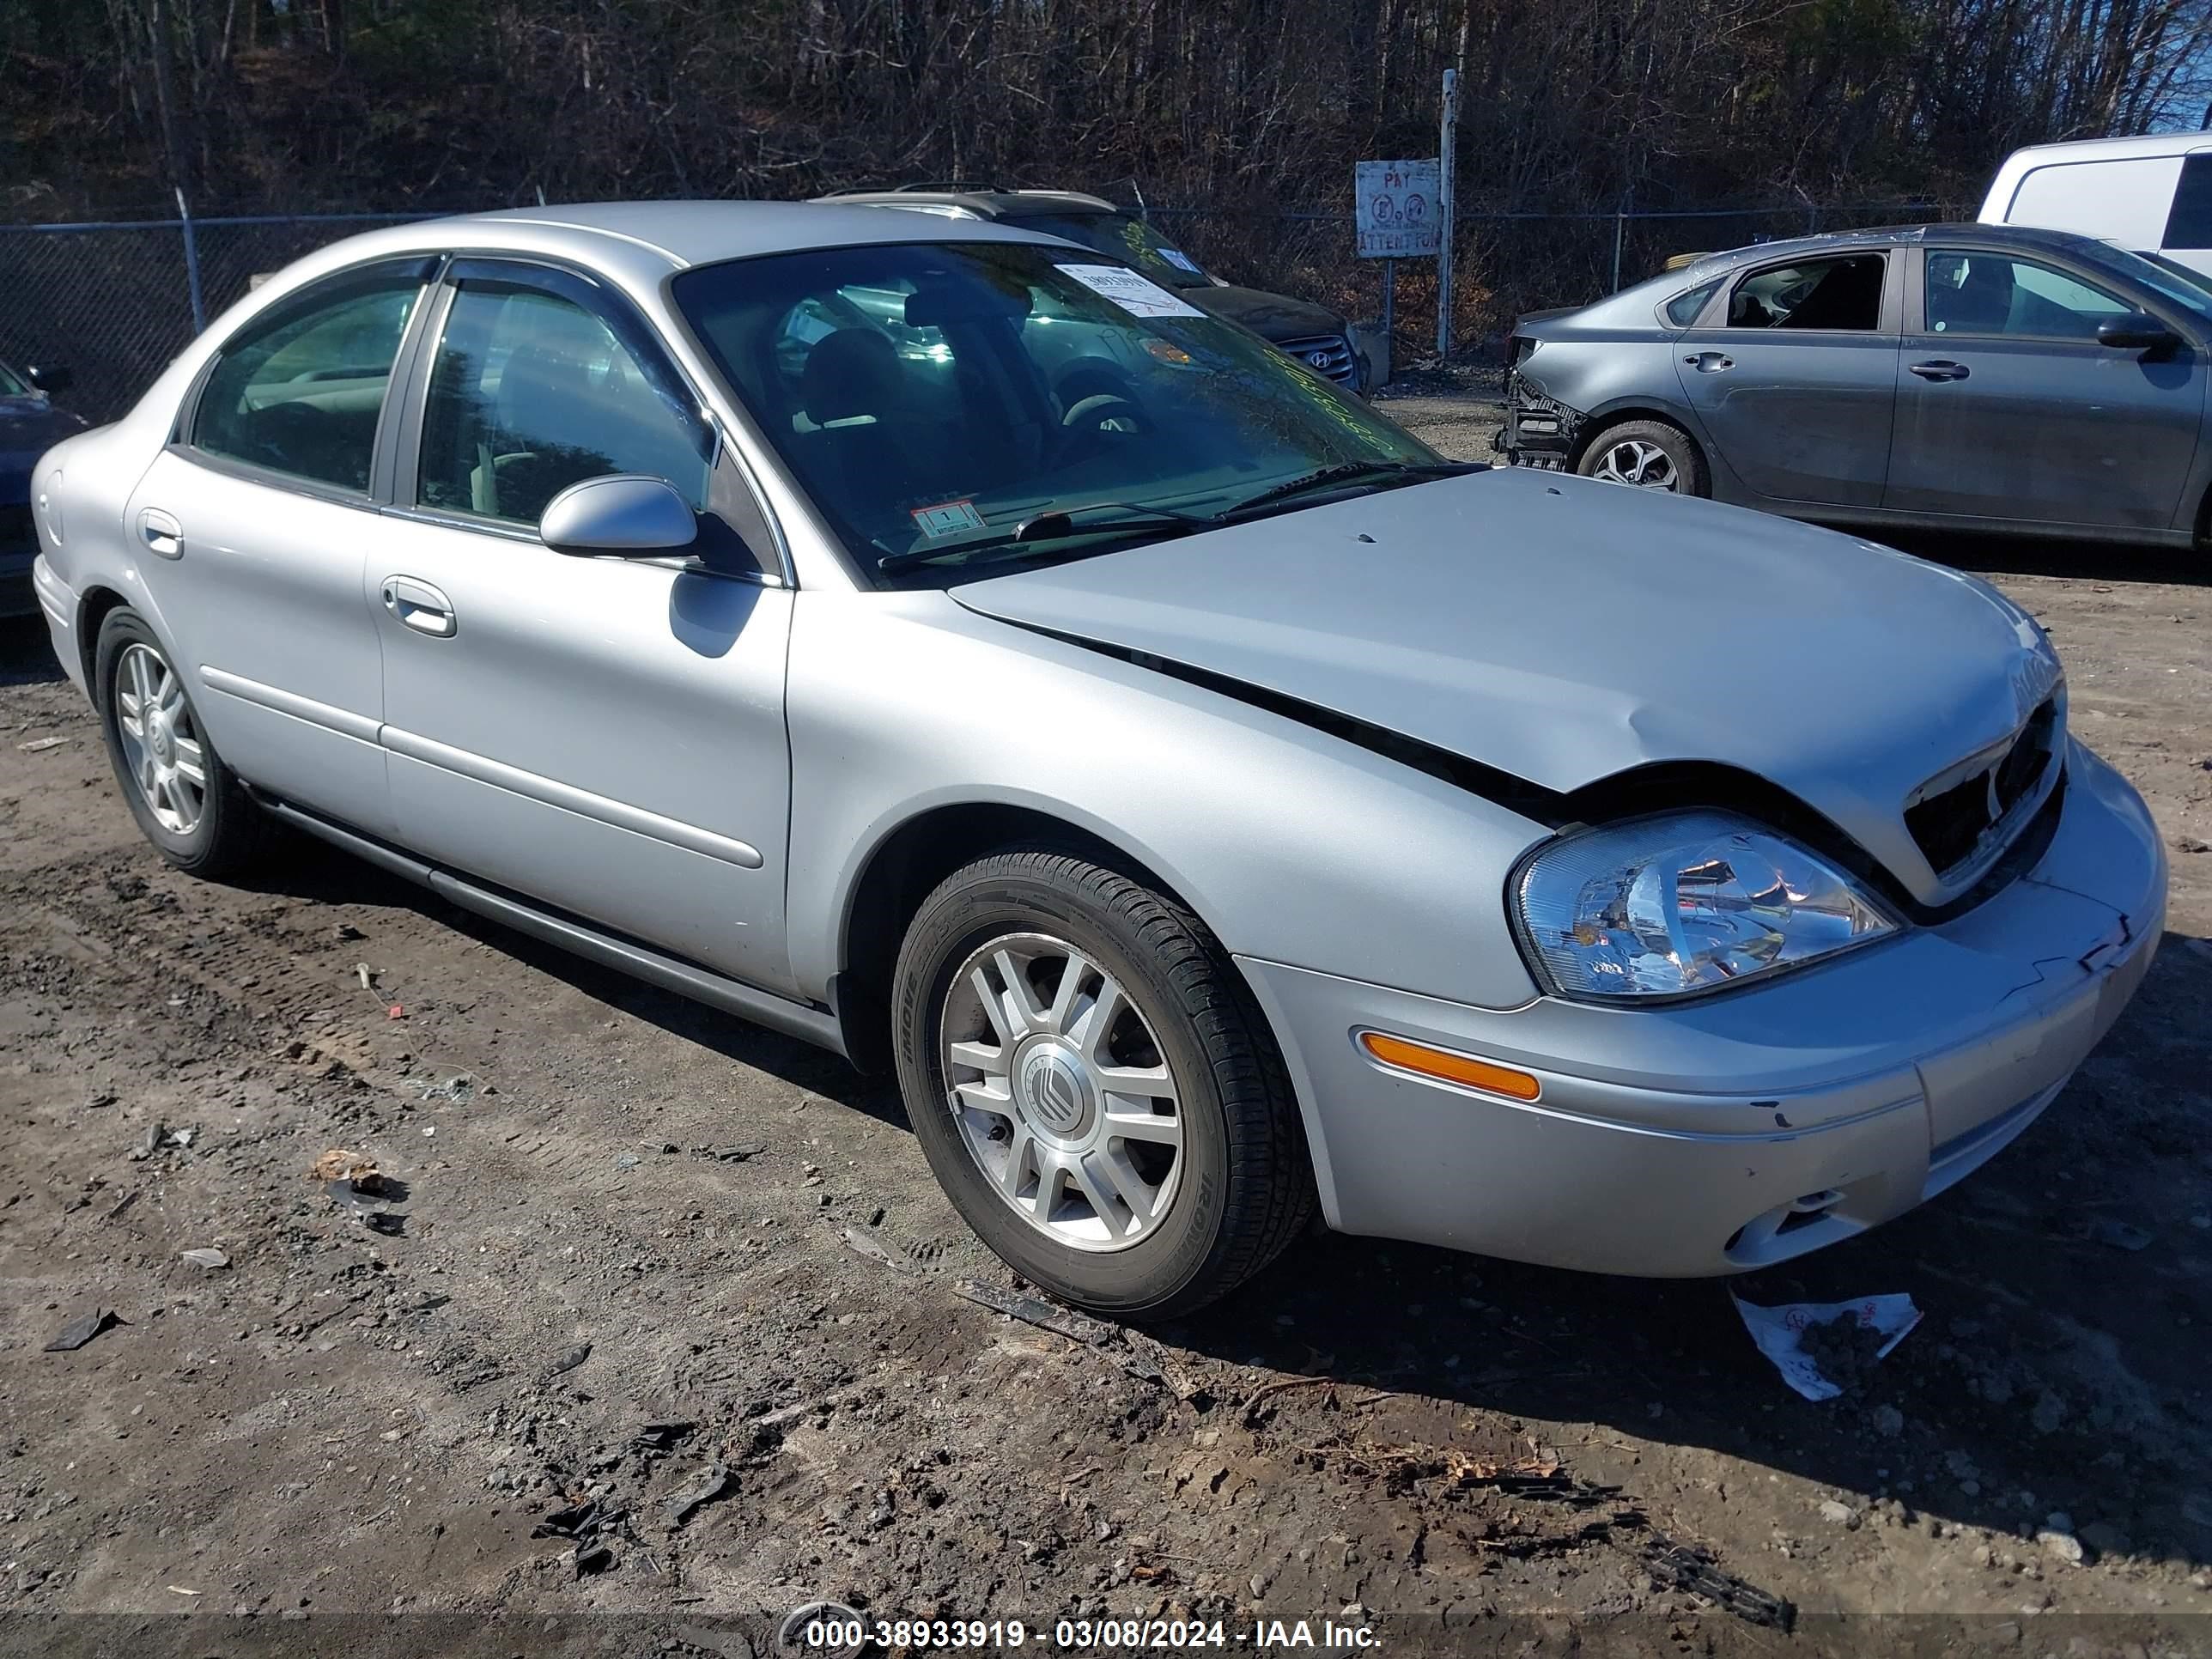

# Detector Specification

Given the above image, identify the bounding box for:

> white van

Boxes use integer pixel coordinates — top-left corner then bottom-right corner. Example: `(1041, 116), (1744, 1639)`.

(1979, 132), (2212, 276)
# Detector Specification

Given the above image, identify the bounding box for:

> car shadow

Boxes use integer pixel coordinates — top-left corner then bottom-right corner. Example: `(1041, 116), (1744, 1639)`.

(258, 809), (2212, 1568)
(0, 612), (66, 685)
(1158, 927), (2212, 1569)
(1876, 528), (2212, 588)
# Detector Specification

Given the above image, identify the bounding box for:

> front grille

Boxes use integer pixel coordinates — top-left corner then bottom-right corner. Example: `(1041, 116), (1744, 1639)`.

(1905, 696), (2058, 877)
(0, 503), (33, 551)
(1278, 332), (1357, 385)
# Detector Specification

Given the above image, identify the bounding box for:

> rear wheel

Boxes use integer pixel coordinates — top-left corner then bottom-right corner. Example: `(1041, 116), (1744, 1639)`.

(1577, 417), (1707, 496)
(891, 848), (1313, 1318)
(95, 607), (276, 878)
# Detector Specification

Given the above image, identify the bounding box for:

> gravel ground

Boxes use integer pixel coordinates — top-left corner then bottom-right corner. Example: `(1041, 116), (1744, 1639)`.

(3, 396), (2209, 1656)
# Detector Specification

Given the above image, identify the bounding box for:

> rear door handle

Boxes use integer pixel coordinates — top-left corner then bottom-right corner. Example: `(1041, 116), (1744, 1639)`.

(380, 575), (456, 638)
(1909, 360), (1969, 381)
(1683, 351), (1734, 372)
(137, 508), (184, 559)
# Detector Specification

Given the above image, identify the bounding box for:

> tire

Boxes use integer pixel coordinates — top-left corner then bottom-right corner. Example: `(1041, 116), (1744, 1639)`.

(891, 848), (1315, 1319)
(1575, 417), (1708, 496)
(94, 606), (277, 878)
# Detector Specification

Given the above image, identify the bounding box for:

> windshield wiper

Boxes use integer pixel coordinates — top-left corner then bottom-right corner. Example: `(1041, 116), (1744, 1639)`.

(875, 501), (1212, 574)
(1221, 459), (1479, 520)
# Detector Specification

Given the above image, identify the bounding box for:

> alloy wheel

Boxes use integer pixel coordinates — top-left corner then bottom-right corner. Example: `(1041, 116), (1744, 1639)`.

(939, 932), (1185, 1252)
(1590, 438), (1680, 490)
(113, 641), (206, 835)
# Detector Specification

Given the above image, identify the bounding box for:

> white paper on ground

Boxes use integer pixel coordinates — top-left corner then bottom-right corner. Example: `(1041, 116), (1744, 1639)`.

(1730, 1292), (1923, 1401)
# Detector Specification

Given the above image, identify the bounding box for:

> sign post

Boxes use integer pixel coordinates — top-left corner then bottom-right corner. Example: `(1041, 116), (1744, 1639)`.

(1354, 158), (1441, 368)
(1437, 67), (1459, 357)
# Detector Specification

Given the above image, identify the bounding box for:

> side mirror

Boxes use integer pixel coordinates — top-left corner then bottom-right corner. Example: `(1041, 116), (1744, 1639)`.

(2097, 312), (2180, 353)
(25, 363), (70, 396)
(539, 475), (697, 556)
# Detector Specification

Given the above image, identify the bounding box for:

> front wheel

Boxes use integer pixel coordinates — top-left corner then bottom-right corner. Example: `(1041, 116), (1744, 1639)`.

(891, 848), (1314, 1318)
(1576, 417), (1708, 496)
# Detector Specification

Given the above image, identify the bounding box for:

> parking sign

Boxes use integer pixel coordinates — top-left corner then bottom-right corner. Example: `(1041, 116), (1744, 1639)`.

(1355, 160), (1442, 259)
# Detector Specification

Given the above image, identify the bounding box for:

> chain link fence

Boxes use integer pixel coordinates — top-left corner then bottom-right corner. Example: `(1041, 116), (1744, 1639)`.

(1, 199), (1967, 422)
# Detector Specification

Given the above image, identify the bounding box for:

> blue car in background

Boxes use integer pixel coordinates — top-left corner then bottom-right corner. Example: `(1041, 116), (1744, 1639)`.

(3, 357), (84, 617)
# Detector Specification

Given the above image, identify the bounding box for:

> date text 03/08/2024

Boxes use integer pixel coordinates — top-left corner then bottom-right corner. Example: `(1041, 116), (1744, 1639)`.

(787, 1612), (1382, 1651)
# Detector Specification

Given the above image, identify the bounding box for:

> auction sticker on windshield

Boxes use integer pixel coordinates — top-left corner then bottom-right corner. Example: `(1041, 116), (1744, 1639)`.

(1060, 264), (1206, 318)
(911, 499), (988, 537)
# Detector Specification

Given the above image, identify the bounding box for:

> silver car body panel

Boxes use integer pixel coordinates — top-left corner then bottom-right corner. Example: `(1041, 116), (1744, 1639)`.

(951, 465), (2058, 908)
(28, 201), (2171, 1279)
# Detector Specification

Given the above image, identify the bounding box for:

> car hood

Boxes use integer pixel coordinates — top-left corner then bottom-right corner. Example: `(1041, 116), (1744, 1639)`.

(950, 466), (2058, 903)
(1183, 283), (1344, 342)
(0, 396), (88, 498)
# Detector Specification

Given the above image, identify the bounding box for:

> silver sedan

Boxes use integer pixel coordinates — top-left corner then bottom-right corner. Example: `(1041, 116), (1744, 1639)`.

(28, 204), (2165, 1316)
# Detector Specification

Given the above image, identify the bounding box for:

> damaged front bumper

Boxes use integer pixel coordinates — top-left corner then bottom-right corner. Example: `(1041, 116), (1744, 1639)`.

(1492, 367), (1583, 471)
(1239, 737), (2167, 1276)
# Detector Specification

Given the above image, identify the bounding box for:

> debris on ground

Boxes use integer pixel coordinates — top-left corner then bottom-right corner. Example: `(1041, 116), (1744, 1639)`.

(309, 1149), (386, 1194)
(1731, 1292), (1922, 1401)
(541, 1341), (592, 1381)
(663, 1461), (735, 1527)
(45, 1309), (118, 1352)
(402, 1070), (477, 1103)
(694, 1141), (767, 1163)
(1644, 1534), (1796, 1630)
(837, 1223), (908, 1273)
(17, 736), (68, 752)
(956, 1277), (1116, 1345)
(128, 1123), (165, 1161)
(2071, 1215), (2154, 1251)
(179, 1247), (230, 1270)
(634, 1421), (693, 1455)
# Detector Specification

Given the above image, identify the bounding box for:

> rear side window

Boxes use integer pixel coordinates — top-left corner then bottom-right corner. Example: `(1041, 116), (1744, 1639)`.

(2163, 153), (2212, 251)
(1662, 279), (1718, 327)
(416, 285), (713, 528)
(1725, 256), (1886, 331)
(193, 270), (424, 491)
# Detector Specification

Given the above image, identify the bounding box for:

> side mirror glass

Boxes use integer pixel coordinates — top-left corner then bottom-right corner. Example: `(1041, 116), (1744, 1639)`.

(25, 362), (71, 396)
(539, 475), (697, 556)
(2096, 312), (2179, 353)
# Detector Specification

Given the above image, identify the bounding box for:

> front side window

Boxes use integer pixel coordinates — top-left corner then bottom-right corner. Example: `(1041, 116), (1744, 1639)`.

(193, 270), (423, 490)
(1925, 252), (2129, 341)
(0, 361), (28, 397)
(1724, 255), (1887, 331)
(673, 241), (1440, 582)
(416, 284), (712, 528)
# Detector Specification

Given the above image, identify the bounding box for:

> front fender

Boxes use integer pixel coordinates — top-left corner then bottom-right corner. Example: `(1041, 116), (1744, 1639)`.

(783, 590), (1550, 1014)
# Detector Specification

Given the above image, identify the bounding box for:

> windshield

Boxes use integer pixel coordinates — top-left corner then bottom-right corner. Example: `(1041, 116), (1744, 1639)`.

(998, 211), (1213, 289)
(673, 240), (1443, 584)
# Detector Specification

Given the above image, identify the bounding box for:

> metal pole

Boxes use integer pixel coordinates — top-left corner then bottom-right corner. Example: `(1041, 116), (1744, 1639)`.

(176, 186), (206, 333)
(1437, 67), (1458, 359)
(1382, 258), (1395, 345)
(1610, 204), (1625, 293)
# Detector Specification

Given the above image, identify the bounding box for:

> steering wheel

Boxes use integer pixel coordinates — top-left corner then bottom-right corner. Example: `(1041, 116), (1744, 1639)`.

(1060, 393), (1152, 437)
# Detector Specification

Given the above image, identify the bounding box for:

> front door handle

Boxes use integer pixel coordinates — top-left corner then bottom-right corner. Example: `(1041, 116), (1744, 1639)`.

(380, 575), (456, 638)
(1683, 351), (1735, 372)
(137, 508), (184, 560)
(1909, 360), (1970, 381)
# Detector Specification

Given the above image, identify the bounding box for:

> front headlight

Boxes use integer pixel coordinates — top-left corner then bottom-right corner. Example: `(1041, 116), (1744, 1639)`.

(1514, 811), (1898, 1000)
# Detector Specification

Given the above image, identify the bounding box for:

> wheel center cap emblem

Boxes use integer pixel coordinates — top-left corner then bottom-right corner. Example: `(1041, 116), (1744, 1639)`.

(151, 726), (171, 759)
(1018, 1046), (1090, 1136)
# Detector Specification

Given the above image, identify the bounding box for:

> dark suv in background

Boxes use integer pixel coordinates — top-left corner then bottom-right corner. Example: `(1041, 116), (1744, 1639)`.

(817, 185), (1374, 392)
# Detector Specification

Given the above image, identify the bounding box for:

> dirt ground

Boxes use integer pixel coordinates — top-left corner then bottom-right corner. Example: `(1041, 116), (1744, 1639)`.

(3, 398), (2210, 1657)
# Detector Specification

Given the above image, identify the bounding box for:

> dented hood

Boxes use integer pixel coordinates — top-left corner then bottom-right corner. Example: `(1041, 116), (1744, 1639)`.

(951, 466), (2058, 904)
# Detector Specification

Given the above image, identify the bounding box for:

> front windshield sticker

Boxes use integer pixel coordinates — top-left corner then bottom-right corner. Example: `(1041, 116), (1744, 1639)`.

(1059, 264), (1206, 319)
(1159, 248), (1202, 274)
(910, 498), (988, 538)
